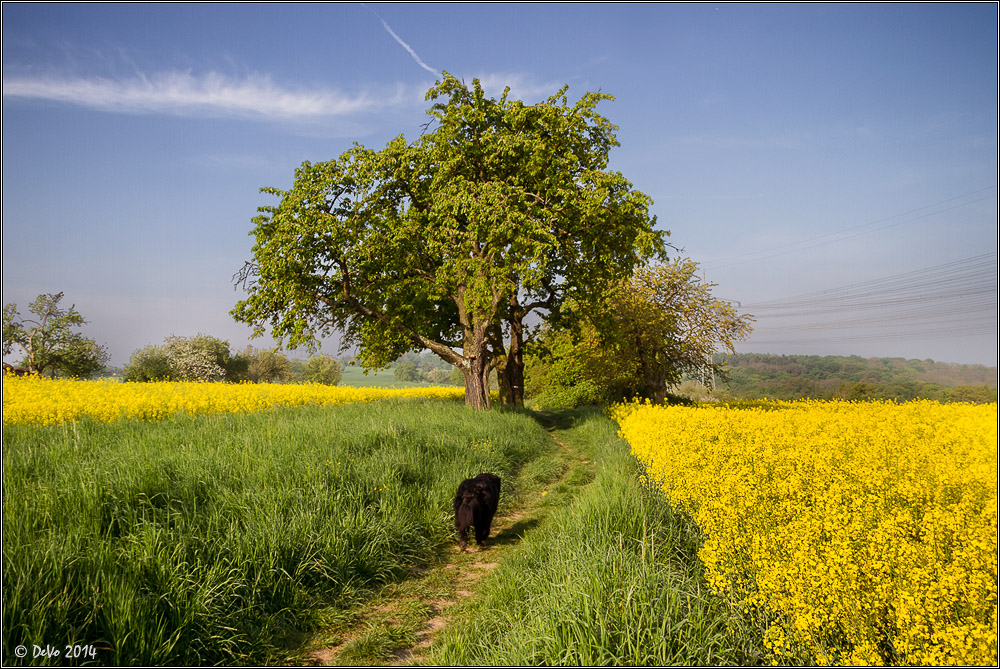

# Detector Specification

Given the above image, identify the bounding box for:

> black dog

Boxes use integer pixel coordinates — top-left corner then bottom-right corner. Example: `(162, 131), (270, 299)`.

(453, 473), (501, 551)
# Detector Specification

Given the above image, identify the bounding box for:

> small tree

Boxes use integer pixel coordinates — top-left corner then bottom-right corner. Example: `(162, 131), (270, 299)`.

(304, 354), (342, 385)
(2, 292), (109, 378)
(426, 367), (455, 385)
(122, 345), (173, 382)
(527, 259), (754, 405)
(163, 335), (227, 382)
(122, 334), (245, 382)
(241, 346), (292, 383)
(393, 360), (421, 383)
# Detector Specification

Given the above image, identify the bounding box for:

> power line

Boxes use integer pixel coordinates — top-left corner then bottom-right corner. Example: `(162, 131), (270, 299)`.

(746, 253), (996, 310)
(748, 325), (996, 347)
(704, 187), (996, 271)
(741, 253), (998, 347)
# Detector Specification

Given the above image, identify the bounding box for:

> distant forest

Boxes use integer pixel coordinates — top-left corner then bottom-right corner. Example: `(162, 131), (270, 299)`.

(703, 353), (997, 403)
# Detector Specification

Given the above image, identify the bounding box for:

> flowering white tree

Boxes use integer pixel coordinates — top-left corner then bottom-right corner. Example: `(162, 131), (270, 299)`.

(163, 335), (227, 382)
(123, 334), (243, 382)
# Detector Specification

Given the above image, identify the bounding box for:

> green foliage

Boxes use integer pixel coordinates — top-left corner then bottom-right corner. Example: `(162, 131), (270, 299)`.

(47, 337), (108, 379)
(945, 384), (997, 403)
(122, 345), (173, 382)
(533, 379), (609, 410)
(287, 357), (308, 382)
(2, 292), (109, 378)
(392, 360), (420, 383)
(527, 259), (753, 407)
(524, 331), (609, 408)
(123, 334), (246, 383)
(240, 346), (293, 383)
(232, 73), (666, 408)
(425, 367), (453, 385)
(713, 353), (997, 402)
(304, 354), (342, 385)
(388, 351), (466, 387)
(2, 400), (556, 666)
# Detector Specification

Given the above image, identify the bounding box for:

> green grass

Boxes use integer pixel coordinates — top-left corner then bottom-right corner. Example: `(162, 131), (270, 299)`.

(337, 365), (459, 389)
(3, 401), (771, 666)
(428, 407), (767, 666)
(1, 399), (555, 666)
(338, 364), (407, 387)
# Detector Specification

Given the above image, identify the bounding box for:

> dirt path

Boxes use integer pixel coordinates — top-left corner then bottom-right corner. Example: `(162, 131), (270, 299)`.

(302, 415), (587, 666)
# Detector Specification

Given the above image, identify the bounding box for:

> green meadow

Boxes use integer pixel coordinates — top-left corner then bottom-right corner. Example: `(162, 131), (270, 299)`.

(3, 399), (758, 666)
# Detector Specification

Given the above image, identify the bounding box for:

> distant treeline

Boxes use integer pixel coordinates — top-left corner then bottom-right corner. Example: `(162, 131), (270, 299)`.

(703, 353), (997, 403)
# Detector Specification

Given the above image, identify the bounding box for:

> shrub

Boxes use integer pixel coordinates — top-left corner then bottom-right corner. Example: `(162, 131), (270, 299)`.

(163, 334), (227, 382)
(392, 360), (420, 383)
(304, 354), (342, 385)
(124, 334), (246, 383)
(241, 346), (293, 383)
(123, 345), (173, 382)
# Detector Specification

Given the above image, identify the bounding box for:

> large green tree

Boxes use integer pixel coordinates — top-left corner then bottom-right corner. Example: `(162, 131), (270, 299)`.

(232, 74), (666, 409)
(2, 292), (109, 378)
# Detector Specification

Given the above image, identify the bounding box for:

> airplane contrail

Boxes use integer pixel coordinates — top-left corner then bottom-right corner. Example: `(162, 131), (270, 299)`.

(366, 5), (441, 76)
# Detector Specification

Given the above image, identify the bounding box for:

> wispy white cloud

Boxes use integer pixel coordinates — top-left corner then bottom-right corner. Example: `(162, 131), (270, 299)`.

(1, 70), (425, 120)
(2, 64), (595, 131)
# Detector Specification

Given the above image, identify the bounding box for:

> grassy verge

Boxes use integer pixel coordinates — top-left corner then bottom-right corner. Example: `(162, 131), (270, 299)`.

(293, 405), (592, 666)
(2, 399), (555, 666)
(428, 407), (766, 666)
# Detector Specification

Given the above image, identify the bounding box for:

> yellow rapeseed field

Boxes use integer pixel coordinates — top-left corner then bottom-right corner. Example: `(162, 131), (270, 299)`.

(1, 374), (465, 425)
(613, 399), (997, 666)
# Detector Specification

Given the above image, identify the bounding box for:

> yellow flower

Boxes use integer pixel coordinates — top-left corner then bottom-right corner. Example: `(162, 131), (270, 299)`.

(614, 398), (998, 666)
(2, 375), (465, 425)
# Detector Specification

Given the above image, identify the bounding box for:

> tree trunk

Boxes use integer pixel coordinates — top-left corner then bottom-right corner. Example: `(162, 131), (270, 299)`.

(503, 315), (525, 408)
(491, 326), (513, 406)
(638, 343), (667, 403)
(504, 358), (525, 408)
(462, 327), (492, 410)
(463, 357), (491, 410)
(497, 359), (513, 405)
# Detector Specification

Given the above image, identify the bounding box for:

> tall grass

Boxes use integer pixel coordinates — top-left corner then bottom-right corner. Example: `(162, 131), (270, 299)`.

(430, 408), (760, 666)
(2, 399), (554, 666)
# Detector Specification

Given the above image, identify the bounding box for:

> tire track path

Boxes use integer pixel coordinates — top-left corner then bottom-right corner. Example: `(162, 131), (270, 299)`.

(302, 411), (591, 666)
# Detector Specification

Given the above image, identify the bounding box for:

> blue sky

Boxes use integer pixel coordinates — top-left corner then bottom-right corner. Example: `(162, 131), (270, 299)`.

(3, 3), (997, 369)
